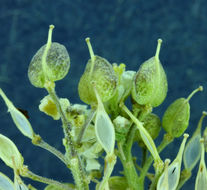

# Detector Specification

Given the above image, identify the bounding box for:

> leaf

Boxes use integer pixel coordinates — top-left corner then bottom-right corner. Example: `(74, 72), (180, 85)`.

(0, 134), (23, 170)
(0, 172), (14, 190)
(0, 88), (34, 139)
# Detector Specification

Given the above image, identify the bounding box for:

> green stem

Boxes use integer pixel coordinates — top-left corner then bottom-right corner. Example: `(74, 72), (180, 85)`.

(32, 134), (68, 167)
(138, 133), (174, 188)
(45, 81), (89, 190)
(176, 169), (191, 190)
(24, 170), (72, 190)
(141, 147), (147, 167)
(118, 126), (140, 190)
(98, 154), (117, 190)
(76, 110), (95, 145)
(149, 172), (162, 190)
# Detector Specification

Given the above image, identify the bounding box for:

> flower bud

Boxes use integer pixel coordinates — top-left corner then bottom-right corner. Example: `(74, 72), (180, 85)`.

(78, 38), (117, 105)
(28, 25), (70, 88)
(132, 39), (168, 107)
(113, 116), (131, 142)
(162, 86), (203, 137)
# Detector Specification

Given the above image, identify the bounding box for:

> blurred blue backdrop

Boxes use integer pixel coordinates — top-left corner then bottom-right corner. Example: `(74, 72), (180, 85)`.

(0, 0), (207, 189)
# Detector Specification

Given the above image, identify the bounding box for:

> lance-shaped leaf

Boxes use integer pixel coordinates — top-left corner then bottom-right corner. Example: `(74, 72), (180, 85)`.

(158, 134), (189, 190)
(0, 172), (15, 190)
(0, 134), (24, 170)
(94, 88), (115, 155)
(195, 138), (207, 190)
(0, 88), (34, 139)
(184, 111), (207, 170)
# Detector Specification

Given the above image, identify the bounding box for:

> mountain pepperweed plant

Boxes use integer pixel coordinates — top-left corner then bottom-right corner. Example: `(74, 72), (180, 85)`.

(0, 25), (206, 190)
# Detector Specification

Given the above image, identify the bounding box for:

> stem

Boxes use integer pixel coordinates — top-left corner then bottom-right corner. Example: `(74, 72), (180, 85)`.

(120, 104), (162, 164)
(44, 81), (89, 190)
(186, 86), (203, 102)
(24, 170), (72, 190)
(177, 169), (191, 190)
(118, 126), (140, 189)
(76, 110), (95, 145)
(138, 133), (174, 187)
(141, 147), (147, 167)
(98, 154), (117, 190)
(32, 134), (68, 167)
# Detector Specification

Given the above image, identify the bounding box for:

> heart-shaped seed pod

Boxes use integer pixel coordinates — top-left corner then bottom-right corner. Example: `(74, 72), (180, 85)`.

(28, 25), (70, 88)
(162, 86), (203, 138)
(132, 39), (168, 107)
(78, 38), (117, 105)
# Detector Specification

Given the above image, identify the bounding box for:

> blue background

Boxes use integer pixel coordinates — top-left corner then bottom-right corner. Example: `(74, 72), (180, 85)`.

(0, 0), (207, 189)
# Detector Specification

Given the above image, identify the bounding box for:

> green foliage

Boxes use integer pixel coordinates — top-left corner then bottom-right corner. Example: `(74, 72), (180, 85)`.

(0, 25), (206, 190)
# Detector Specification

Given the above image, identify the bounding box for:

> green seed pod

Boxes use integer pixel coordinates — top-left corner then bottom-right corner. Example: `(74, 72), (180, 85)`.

(162, 86), (203, 138)
(132, 39), (168, 107)
(28, 25), (70, 88)
(78, 38), (117, 105)
(135, 113), (161, 146)
(108, 176), (128, 190)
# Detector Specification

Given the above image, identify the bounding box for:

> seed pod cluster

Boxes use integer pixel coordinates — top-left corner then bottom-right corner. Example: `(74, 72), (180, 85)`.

(78, 38), (117, 105)
(28, 25), (70, 88)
